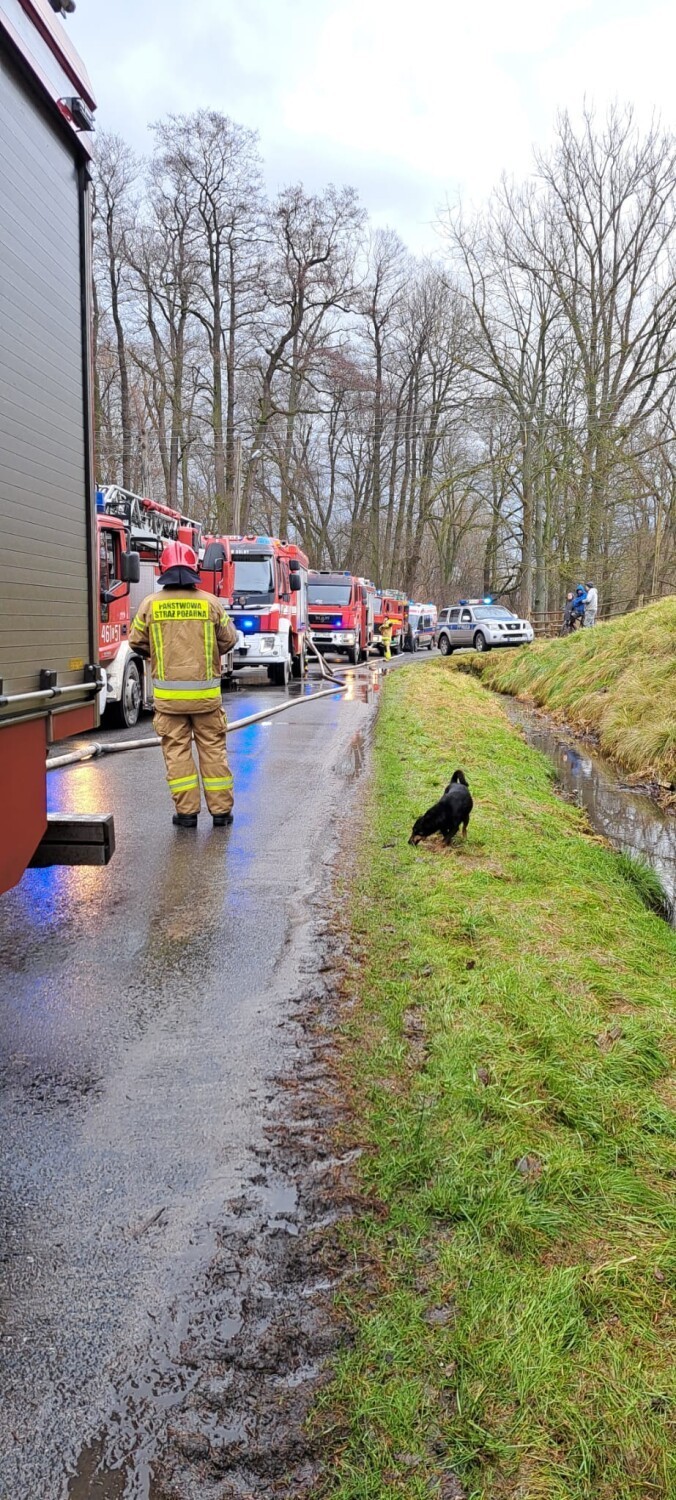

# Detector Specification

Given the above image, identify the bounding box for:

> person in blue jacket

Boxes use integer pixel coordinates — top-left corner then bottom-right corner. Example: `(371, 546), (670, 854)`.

(570, 585), (587, 628)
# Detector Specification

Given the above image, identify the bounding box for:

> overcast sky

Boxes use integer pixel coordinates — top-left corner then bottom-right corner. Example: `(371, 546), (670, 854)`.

(68, 0), (675, 252)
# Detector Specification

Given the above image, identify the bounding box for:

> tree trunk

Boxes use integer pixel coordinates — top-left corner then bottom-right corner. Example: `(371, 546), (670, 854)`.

(519, 427), (534, 616)
(369, 327), (383, 580)
(211, 259), (226, 529)
(107, 221), (132, 488)
(225, 241), (237, 517)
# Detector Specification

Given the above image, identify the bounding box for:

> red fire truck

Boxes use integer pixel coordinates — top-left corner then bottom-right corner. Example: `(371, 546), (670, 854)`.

(373, 591), (409, 655)
(307, 572), (376, 663)
(0, 1), (112, 894)
(97, 485), (213, 727)
(201, 535), (309, 685)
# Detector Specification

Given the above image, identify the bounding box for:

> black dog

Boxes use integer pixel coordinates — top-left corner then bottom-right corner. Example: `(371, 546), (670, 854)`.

(409, 769), (473, 846)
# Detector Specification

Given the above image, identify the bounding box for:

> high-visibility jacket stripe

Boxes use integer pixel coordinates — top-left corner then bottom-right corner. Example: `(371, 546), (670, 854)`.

(202, 776), (233, 789)
(153, 686), (222, 701)
(204, 620), (215, 682)
(153, 678), (221, 692)
(151, 623), (165, 681)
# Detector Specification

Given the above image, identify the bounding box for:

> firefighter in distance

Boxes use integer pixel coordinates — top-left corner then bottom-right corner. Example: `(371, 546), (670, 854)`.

(380, 617), (394, 660)
(130, 541), (238, 828)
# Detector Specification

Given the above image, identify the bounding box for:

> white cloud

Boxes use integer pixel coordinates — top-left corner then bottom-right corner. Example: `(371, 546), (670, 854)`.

(67, 0), (676, 252)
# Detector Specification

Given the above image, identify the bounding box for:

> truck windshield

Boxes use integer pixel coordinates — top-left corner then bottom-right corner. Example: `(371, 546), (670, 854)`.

(232, 555), (275, 599)
(308, 584), (352, 605)
(473, 606), (515, 621)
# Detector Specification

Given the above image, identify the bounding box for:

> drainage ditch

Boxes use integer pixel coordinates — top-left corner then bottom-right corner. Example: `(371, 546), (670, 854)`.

(502, 698), (676, 924)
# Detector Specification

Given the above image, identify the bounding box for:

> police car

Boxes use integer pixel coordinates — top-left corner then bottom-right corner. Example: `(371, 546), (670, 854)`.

(435, 598), (534, 654)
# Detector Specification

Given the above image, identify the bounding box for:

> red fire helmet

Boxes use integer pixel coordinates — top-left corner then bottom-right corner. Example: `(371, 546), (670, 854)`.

(159, 540), (198, 572)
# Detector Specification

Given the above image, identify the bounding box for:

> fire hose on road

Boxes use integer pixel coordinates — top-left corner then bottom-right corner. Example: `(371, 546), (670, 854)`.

(46, 638), (393, 772)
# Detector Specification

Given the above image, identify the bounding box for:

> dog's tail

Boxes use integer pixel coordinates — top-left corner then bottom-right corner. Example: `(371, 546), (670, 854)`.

(450, 769), (469, 786)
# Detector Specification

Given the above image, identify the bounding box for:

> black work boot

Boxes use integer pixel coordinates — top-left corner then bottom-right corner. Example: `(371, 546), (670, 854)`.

(173, 813), (198, 828)
(212, 812), (233, 828)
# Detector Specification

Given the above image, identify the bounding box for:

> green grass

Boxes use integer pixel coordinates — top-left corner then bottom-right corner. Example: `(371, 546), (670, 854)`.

(319, 664), (676, 1500)
(460, 597), (676, 787)
(616, 854), (674, 922)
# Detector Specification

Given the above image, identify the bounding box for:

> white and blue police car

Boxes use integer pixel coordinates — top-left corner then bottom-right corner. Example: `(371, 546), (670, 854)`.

(435, 598), (534, 654)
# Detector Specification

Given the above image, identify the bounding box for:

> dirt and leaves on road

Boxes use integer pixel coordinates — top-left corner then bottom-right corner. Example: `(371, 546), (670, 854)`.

(315, 662), (675, 1500)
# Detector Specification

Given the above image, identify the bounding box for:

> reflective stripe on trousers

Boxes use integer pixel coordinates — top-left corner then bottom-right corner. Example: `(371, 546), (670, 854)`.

(153, 707), (233, 815)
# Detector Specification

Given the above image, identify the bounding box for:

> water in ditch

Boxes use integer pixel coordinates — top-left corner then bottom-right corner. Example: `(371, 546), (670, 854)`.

(501, 698), (676, 924)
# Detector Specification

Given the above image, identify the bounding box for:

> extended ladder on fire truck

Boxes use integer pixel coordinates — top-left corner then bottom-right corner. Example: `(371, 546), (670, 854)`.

(97, 486), (210, 728)
(97, 485), (203, 559)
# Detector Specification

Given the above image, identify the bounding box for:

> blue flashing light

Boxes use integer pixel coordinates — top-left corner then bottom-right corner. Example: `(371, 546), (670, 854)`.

(96, 489), (105, 511)
(256, 535), (270, 544)
(238, 617), (258, 633)
(483, 595), (493, 604)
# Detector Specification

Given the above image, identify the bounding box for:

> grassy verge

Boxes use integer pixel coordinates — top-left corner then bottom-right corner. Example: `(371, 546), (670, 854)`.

(460, 596), (676, 787)
(321, 663), (675, 1500)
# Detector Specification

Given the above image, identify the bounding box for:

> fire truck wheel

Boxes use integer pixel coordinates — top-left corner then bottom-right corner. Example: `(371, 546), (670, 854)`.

(349, 641), (360, 665)
(291, 644), (305, 678)
(107, 659), (142, 728)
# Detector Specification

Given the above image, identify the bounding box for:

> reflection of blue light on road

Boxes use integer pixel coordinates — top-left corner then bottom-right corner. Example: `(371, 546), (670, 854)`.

(47, 776), (65, 814)
(12, 861), (65, 929)
(47, 762), (103, 816)
(226, 720), (272, 883)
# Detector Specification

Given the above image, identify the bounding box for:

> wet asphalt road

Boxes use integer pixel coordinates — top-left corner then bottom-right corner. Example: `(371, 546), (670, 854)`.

(0, 659), (403, 1498)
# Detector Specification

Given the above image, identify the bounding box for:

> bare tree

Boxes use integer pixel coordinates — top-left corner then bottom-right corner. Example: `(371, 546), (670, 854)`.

(357, 229), (409, 578)
(90, 103), (676, 610)
(535, 107), (676, 578)
(253, 183), (364, 536)
(154, 112), (265, 528)
(93, 132), (139, 488)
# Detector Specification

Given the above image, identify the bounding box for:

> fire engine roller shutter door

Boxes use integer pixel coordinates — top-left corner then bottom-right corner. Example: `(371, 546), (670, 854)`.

(0, 46), (90, 695)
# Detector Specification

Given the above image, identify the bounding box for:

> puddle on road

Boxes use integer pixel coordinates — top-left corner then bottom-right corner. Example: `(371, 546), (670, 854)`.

(341, 666), (383, 704)
(503, 698), (676, 922)
(337, 729), (368, 782)
(67, 1439), (127, 1500)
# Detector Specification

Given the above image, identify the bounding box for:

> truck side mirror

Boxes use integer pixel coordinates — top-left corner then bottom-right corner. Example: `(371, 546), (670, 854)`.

(290, 573), (301, 591)
(120, 550), (141, 584)
(289, 558), (301, 573)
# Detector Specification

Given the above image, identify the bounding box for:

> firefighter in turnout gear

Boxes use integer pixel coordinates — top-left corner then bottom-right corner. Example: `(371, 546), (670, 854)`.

(130, 541), (238, 828)
(380, 617), (394, 661)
